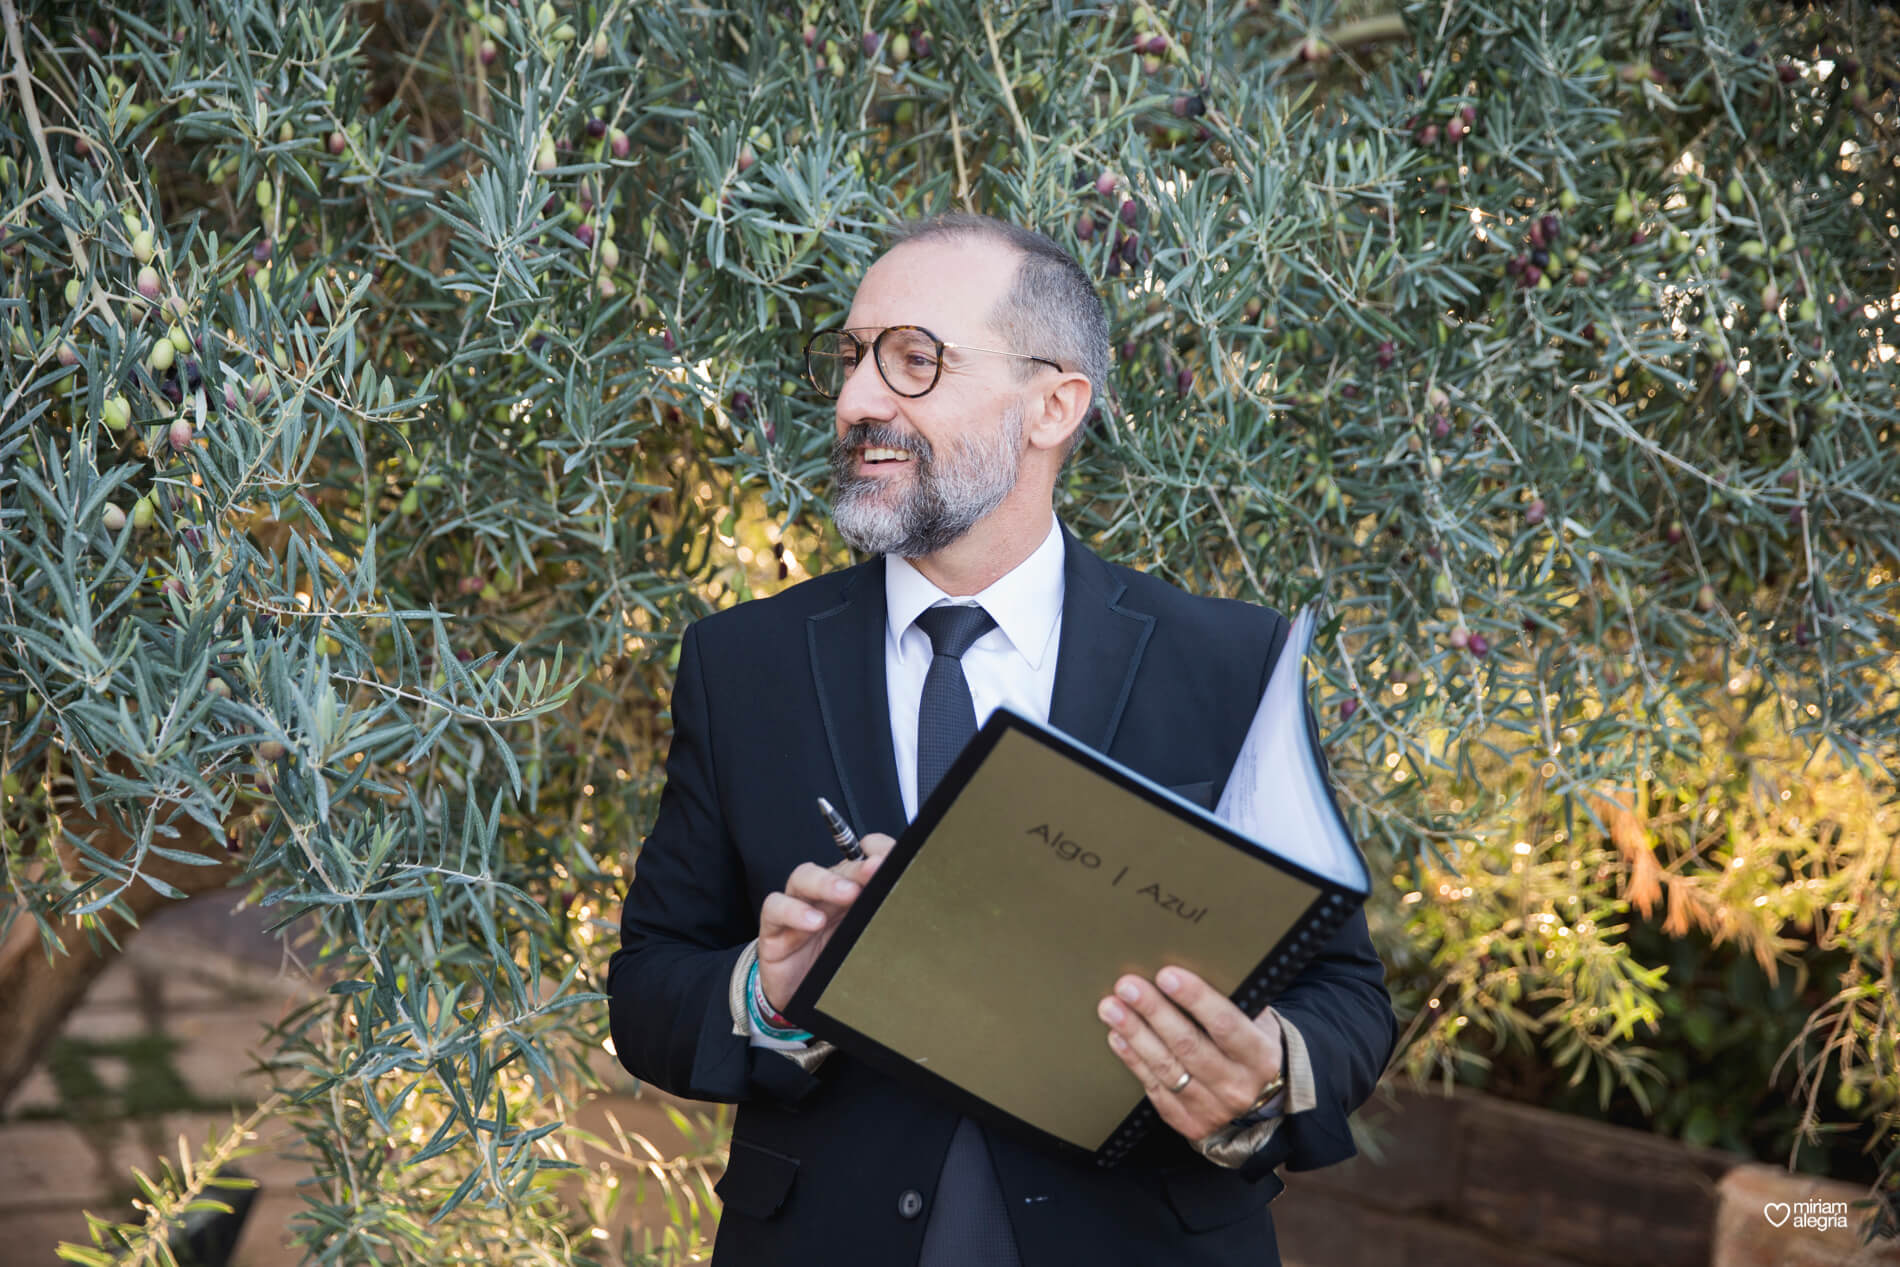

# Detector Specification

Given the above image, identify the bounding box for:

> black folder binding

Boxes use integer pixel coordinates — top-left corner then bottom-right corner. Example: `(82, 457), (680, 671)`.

(788, 606), (1368, 1167)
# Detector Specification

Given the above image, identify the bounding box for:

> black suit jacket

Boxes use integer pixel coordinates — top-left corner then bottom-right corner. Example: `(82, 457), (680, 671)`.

(609, 524), (1397, 1266)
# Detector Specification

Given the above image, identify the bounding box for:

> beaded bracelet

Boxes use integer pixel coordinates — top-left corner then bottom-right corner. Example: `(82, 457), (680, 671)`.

(747, 958), (813, 1043)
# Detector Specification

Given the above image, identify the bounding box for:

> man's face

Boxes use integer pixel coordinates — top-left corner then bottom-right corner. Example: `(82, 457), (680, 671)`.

(828, 238), (1029, 558)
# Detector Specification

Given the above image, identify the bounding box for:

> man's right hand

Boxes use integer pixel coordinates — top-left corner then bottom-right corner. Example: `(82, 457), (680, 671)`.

(757, 832), (896, 1015)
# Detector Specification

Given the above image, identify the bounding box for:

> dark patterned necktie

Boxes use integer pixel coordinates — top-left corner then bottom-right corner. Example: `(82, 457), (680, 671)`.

(911, 602), (1021, 1267)
(913, 604), (999, 803)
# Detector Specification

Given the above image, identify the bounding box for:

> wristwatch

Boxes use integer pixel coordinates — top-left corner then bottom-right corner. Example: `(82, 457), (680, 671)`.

(1232, 1028), (1290, 1126)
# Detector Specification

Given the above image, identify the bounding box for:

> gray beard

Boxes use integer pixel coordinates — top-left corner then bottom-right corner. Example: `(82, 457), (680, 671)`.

(830, 404), (1024, 558)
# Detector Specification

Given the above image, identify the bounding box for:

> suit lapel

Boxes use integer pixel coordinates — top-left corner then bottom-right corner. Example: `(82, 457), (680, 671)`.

(808, 556), (907, 836)
(1049, 523), (1155, 753)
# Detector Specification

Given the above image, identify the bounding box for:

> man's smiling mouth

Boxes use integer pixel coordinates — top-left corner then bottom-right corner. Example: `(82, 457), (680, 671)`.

(861, 447), (913, 464)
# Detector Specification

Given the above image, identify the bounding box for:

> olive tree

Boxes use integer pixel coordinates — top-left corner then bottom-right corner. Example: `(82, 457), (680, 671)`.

(2, 0), (1895, 1259)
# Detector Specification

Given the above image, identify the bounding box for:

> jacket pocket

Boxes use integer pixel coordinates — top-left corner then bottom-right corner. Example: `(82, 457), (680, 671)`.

(715, 1137), (800, 1220)
(1160, 1166), (1282, 1232)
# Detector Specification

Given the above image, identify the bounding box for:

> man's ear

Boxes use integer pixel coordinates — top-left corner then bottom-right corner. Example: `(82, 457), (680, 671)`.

(1026, 371), (1094, 454)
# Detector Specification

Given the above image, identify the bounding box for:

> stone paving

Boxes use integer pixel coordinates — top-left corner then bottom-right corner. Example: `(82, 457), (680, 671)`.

(0, 889), (709, 1267)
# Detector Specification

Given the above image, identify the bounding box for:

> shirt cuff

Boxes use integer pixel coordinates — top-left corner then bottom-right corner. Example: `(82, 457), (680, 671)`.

(1192, 1009), (1315, 1169)
(729, 940), (837, 1071)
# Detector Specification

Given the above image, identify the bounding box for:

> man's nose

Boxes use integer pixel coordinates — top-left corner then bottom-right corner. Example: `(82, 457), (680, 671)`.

(834, 346), (899, 423)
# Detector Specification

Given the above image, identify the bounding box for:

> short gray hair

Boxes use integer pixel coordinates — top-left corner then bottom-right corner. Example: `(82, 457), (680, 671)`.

(881, 213), (1109, 458)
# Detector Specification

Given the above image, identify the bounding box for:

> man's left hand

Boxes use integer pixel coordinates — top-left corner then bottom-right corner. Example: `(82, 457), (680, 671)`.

(1098, 966), (1283, 1142)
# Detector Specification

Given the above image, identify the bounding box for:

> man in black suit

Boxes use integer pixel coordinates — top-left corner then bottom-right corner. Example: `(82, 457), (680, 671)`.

(609, 214), (1397, 1265)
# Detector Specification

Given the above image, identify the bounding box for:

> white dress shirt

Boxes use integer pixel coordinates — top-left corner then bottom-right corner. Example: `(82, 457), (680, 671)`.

(884, 513), (1065, 823)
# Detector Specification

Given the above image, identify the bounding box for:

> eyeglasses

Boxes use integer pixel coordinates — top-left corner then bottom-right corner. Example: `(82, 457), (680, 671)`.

(803, 325), (1063, 399)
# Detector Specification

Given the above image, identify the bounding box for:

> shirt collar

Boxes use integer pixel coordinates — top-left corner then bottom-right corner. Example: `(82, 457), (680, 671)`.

(885, 513), (1065, 670)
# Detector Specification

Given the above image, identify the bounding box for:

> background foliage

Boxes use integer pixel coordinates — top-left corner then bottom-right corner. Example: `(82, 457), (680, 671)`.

(2, 0), (1897, 1259)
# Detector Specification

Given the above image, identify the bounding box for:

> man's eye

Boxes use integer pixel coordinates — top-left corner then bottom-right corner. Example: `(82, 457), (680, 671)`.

(906, 354), (936, 369)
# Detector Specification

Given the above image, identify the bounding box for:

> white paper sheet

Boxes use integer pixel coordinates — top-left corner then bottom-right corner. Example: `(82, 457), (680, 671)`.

(1214, 606), (1365, 889)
